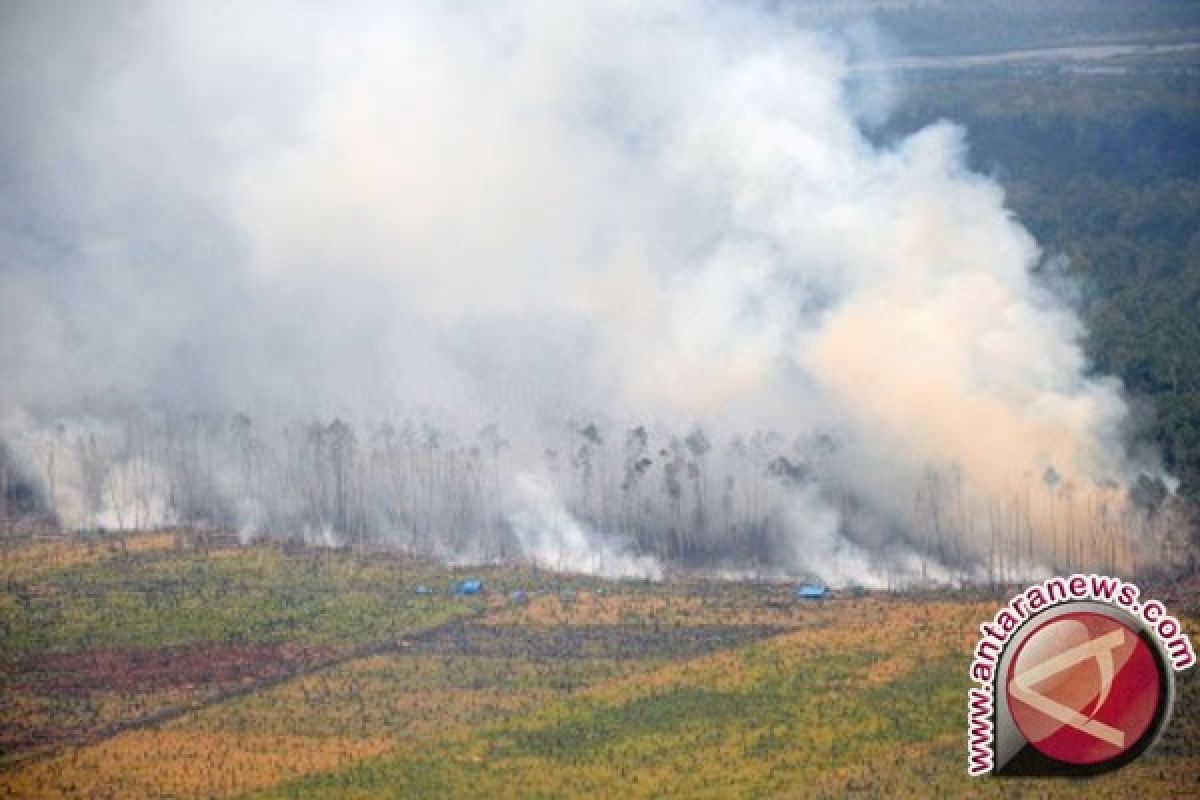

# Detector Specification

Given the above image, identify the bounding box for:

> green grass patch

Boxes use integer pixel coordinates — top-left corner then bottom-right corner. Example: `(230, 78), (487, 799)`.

(0, 547), (480, 658)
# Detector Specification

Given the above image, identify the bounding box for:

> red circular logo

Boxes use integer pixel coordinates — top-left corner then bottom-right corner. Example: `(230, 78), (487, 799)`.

(1006, 611), (1162, 765)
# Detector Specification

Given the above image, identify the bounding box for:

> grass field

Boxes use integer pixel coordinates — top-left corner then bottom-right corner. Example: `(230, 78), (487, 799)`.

(0, 532), (1196, 798)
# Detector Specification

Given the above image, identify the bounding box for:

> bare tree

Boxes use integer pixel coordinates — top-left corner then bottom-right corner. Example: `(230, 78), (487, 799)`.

(77, 433), (107, 532)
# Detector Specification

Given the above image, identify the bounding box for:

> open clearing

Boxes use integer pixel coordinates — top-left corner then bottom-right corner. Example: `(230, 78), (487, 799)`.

(0, 532), (1196, 798)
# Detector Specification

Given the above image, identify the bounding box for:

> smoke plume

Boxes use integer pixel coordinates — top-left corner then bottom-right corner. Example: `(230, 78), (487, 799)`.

(0, 1), (1171, 583)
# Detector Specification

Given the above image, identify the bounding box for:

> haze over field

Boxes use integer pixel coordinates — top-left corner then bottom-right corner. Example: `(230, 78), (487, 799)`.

(0, 1), (1176, 583)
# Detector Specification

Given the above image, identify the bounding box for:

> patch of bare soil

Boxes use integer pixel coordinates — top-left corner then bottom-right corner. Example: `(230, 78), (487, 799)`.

(0, 642), (344, 763)
(12, 642), (340, 693)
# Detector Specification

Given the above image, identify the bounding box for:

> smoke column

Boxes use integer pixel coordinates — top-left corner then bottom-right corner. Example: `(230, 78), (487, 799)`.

(0, 1), (1170, 583)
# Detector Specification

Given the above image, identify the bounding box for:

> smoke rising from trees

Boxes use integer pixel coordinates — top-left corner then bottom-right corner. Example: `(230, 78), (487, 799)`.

(0, 1), (1176, 583)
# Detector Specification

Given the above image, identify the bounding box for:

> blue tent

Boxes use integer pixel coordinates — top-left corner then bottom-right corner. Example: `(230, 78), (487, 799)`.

(413, 584), (433, 595)
(795, 583), (828, 600)
(455, 579), (484, 596)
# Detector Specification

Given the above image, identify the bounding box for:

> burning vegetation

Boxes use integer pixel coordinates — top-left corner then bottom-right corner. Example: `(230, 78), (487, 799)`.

(0, 1), (1195, 587)
(1, 413), (1190, 587)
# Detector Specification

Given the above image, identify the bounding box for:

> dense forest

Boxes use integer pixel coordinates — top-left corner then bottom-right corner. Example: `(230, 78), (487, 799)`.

(789, 0), (1200, 54)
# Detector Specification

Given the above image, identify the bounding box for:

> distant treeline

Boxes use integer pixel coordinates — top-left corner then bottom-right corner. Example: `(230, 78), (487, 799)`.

(789, 0), (1200, 56)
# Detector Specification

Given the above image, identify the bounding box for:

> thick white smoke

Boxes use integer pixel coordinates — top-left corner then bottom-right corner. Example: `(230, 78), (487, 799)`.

(0, 1), (1169, 582)
(506, 471), (663, 580)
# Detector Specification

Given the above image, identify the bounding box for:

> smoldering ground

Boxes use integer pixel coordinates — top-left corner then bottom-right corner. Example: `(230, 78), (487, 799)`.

(0, 1), (1174, 584)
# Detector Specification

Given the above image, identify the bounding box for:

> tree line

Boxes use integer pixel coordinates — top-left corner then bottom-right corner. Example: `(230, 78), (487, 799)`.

(1, 413), (1189, 583)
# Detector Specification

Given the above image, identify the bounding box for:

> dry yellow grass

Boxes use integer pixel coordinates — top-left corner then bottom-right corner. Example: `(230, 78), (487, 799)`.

(0, 532), (180, 582)
(1, 538), (100, 581)
(178, 653), (556, 739)
(0, 685), (209, 754)
(0, 730), (392, 799)
(486, 586), (992, 633)
(3, 541), (1193, 800)
(0, 650), (641, 798)
(122, 532), (179, 554)
(501, 597), (991, 708)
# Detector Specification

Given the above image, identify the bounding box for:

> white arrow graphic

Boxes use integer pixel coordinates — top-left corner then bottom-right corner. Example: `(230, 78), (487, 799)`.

(1008, 628), (1126, 748)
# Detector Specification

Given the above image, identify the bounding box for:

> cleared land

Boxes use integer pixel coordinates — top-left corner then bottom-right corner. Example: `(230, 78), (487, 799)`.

(0, 532), (1196, 798)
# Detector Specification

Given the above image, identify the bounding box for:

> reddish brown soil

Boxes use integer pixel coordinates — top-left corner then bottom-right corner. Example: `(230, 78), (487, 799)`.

(11, 641), (342, 693)
(1, 641), (348, 762)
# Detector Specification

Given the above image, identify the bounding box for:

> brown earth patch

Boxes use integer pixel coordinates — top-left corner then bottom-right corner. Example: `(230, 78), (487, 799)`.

(11, 641), (342, 693)
(1, 642), (346, 764)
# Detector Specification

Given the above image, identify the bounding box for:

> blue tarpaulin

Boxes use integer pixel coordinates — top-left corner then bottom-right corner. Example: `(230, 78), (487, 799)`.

(795, 583), (827, 600)
(455, 579), (484, 595)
